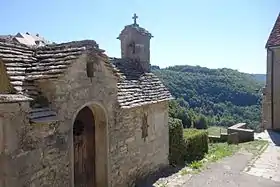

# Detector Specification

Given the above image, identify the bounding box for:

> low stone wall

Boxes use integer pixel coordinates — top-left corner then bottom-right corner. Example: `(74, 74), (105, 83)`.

(221, 133), (228, 142)
(228, 132), (239, 144)
(208, 133), (228, 143)
(227, 123), (254, 143)
(208, 135), (221, 143)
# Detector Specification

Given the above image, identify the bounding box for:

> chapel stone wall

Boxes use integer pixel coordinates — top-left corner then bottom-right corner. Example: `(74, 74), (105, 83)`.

(35, 54), (118, 187)
(110, 101), (169, 187)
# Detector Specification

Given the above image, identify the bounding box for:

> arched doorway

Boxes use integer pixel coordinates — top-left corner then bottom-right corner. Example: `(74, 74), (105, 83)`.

(72, 103), (108, 187)
(73, 106), (95, 186)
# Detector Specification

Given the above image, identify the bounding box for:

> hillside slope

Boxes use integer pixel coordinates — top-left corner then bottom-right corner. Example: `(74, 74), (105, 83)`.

(251, 74), (266, 83)
(152, 65), (264, 130)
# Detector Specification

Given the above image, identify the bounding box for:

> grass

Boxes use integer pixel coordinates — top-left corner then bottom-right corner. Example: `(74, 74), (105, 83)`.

(238, 140), (268, 155)
(183, 128), (207, 138)
(207, 126), (227, 136)
(189, 160), (203, 169)
(206, 143), (238, 162)
(180, 140), (268, 175)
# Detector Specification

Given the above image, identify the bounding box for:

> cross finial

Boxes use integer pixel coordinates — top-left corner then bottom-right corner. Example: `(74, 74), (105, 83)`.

(132, 13), (138, 25)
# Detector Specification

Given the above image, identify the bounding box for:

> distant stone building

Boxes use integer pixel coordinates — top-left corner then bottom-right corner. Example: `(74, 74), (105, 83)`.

(262, 13), (280, 131)
(14, 32), (50, 46)
(0, 32), (50, 47)
(0, 14), (172, 187)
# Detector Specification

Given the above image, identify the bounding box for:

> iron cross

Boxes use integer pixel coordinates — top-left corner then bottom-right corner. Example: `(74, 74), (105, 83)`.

(132, 13), (138, 25)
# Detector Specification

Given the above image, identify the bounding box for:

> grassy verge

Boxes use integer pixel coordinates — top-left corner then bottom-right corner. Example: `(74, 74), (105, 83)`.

(239, 140), (268, 155)
(180, 140), (268, 175)
(207, 126), (227, 136)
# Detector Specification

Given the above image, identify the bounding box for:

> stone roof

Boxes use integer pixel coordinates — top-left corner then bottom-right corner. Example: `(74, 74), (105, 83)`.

(0, 40), (117, 97)
(118, 24), (153, 39)
(0, 39), (117, 124)
(14, 32), (51, 47)
(111, 58), (173, 108)
(266, 13), (280, 48)
(0, 94), (32, 103)
(0, 39), (172, 110)
(0, 41), (38, 96)
(0, 35), (13, 41)
(28, 107), (58, 124)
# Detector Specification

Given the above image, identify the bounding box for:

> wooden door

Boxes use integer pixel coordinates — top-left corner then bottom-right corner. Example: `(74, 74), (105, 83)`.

(73, 107), (95, 187)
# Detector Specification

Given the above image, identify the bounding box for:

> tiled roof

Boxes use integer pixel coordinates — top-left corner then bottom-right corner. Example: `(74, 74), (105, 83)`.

(0, 40), (113, 97)
(0, 35), (13, 42)
(111, 58), (173, 108)
(0, 41), (37, 96)
(0, 94), (32, 103)
(0, 40), (172, 110)
(0, 39), (116, 123)
(266, 13), (280, 48)
(28, 107), (58, 124)
(14, 32), (51, 47)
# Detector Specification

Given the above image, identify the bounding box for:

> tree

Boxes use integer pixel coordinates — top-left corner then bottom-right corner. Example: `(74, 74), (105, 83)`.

(154, 65), (263, 130)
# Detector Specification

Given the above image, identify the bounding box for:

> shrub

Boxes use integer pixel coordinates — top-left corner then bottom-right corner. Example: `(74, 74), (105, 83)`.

(189, 160), (203, 169)
(168, 117), (186, 165)
(193, 115), (208, 129)
(183, 129), (208, 162)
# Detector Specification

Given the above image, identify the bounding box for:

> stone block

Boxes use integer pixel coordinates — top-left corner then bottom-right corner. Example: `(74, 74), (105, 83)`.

(228, 123), (254, 143)
(228, 132), (239, 144)
(220, 133), (228, 142)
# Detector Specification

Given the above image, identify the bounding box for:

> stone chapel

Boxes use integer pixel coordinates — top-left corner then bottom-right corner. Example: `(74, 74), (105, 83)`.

(0, 14), (172, 187)
(262, 13), (280, 131)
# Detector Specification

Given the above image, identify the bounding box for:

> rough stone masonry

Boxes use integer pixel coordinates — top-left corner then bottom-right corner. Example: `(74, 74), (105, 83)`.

(0, 14), (173, 187)
(262, 13), (280, 131)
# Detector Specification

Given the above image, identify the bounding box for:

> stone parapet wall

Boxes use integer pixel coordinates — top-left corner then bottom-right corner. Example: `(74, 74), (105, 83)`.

(228, 123), (254, 143)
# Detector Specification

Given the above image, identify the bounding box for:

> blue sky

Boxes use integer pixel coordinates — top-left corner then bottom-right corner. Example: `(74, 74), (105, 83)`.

(0, 0), (279, 74)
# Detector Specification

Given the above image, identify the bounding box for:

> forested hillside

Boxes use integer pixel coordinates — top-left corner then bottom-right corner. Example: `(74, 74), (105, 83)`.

(251, 74), (266, 83)
(152, 65), (264, 131)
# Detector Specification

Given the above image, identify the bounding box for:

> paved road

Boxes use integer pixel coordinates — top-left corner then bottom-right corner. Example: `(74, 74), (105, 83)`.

(139, 130), (280, 187)
(182, 130), (280, 187)
(182, 152), (280, 187)
(246, 130), (280, 182)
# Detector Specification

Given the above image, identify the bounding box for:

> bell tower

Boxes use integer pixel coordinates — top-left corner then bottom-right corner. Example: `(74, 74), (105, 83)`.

(117, 13), (153, 72)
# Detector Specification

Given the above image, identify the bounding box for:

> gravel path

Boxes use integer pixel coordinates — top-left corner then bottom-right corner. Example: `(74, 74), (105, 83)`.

(182, 152), (280, 187)
(245, 130), (280, 182)
(182, 131), (280, 187)
(139, 130), (280, 187)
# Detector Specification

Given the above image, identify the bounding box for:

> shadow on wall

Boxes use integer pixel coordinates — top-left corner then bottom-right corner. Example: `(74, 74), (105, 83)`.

(135, 166), (183, 187)
(267, 130), (280, 146)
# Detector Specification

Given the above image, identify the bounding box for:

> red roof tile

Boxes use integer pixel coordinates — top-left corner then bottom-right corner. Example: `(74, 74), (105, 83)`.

(266, 13), (280, 48)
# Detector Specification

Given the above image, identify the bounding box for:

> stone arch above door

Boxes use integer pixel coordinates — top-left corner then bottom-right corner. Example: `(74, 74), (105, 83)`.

(71, 101), (108, 187)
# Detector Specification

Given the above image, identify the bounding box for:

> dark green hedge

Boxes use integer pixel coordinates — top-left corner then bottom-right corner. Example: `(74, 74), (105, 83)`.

(169, 118), (209, 165)
(168, 117), (186, 165)
(183, 129), (208, 162)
